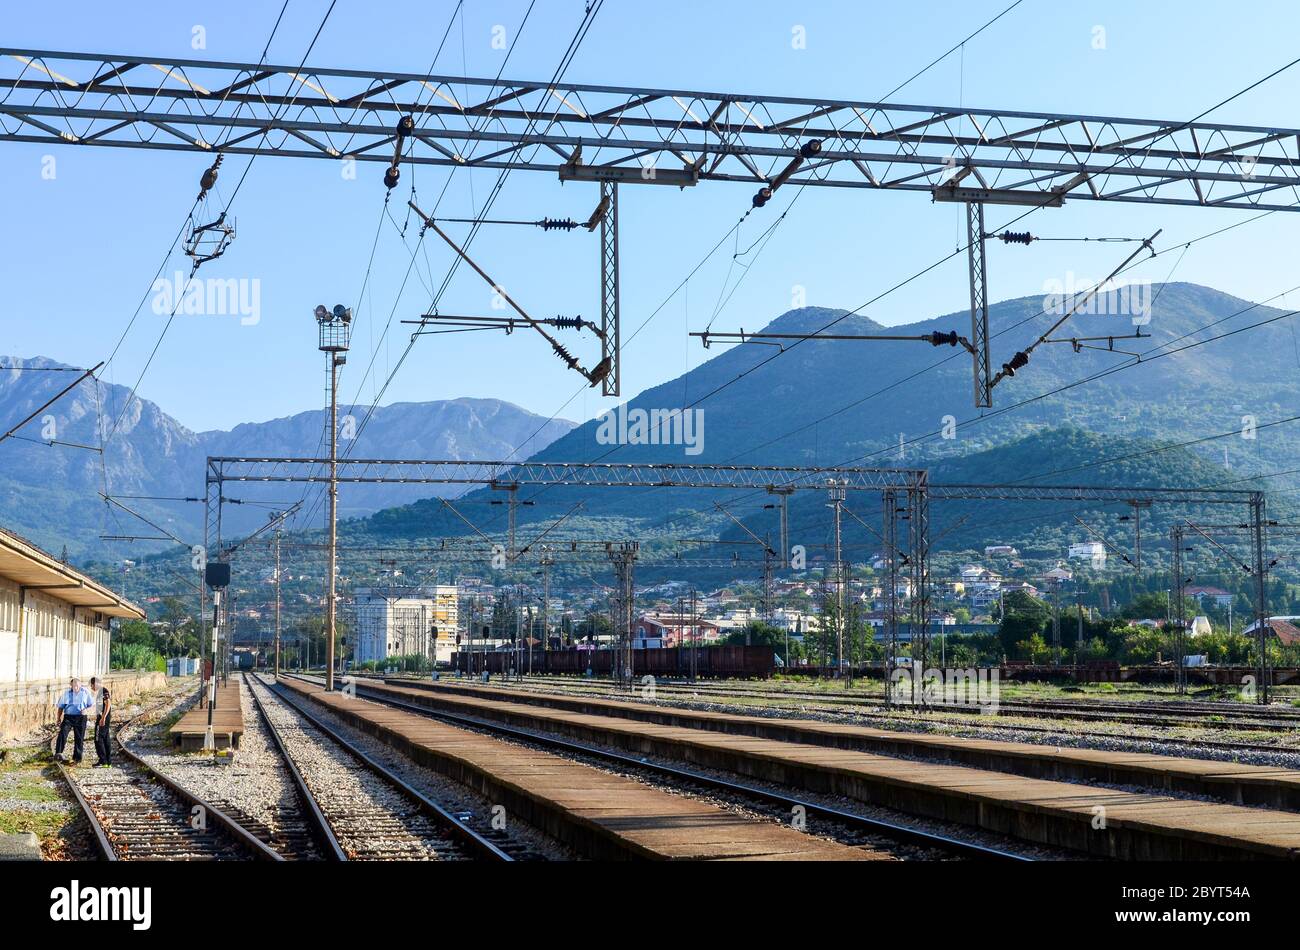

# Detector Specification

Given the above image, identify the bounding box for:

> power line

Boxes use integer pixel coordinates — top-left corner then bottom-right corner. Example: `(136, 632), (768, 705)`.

(103, 0), (310, 444)
(486, 1), (1033, 536)
(299, 1), (598, 531)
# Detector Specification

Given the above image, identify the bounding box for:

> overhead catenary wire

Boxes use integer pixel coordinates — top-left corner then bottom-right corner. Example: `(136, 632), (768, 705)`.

(103, 0), (315, 445)
(460, 0), (1041, 537)
(689, 48), (1300, 436)
(296, 0), (591, 531)
(722, 199), (1299, 469)
(581, 229), (1300, 550)
(346, 0), (1031, 542)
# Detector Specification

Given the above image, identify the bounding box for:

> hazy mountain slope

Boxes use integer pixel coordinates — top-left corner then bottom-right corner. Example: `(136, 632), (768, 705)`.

(0, 358), (575, 557)
(360, 282), (1300, 543)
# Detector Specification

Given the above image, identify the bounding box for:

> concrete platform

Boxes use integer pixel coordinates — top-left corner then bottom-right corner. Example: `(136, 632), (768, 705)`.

(278, 678), (877, 861)
(387, 677), (1300, 811)
(169, 684), (243, 751)
(0, 832), (41, 860)
(353, 677), (1300, 860)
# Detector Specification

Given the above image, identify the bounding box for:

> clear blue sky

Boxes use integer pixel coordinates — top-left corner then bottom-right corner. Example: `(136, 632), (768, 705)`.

(4, 0), (1300, 433)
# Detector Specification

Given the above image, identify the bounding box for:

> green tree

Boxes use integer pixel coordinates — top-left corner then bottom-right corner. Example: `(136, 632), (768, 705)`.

(998, 590), (1048, 658)
(1120, 591), (1169, 621)
(723, 620), (786, 649)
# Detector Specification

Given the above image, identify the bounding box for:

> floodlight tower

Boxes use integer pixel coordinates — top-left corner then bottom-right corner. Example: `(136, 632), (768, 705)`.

(316, 303), (352, 691)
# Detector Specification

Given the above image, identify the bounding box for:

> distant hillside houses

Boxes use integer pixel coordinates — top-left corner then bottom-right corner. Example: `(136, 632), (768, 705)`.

(1244, 617), (1300, 645)
(960, 565), (1002, 589)
(1186, 585), (1233, 607)
(1068, 540), (1107, 568)
(634, 613), (722, 649)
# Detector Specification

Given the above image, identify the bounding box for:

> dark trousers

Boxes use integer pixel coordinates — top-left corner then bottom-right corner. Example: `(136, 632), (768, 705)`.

(55, 714), (87, 762)
(94, 719), (111, 765)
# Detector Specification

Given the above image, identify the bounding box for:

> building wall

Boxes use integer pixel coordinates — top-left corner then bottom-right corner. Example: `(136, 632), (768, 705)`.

(0, 577), (112, 684)
(352, 587), (458, 665)
(0, 669), (165, 741)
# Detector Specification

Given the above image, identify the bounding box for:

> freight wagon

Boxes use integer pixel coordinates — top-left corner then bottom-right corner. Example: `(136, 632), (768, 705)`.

(453, 645), (775, 678)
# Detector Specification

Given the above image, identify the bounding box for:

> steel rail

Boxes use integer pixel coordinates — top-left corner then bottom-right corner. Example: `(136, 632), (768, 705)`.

(55, 759), (115, 861)
(455, 673), (1300, 755)
(253, 674), (513, 862)
(478, 675), (1300, 732)
(55, 713), (285, 861)
(242, 673), (347, 860)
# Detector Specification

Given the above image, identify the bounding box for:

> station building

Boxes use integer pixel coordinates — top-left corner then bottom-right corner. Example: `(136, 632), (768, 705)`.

(351, 586), (459, 665)
(0, 526), (144, 684)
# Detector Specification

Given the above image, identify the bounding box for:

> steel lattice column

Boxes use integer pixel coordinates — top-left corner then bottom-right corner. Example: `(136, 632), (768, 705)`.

(966, 202), (992, 408)
(599, 179), (620, 397)
(1171, 525), (1187, 694)
(908, 480), (931, 704)
(607, 541), (638, 683)
(882, 489), (900, 706)
(1251, 493), (1270, 704)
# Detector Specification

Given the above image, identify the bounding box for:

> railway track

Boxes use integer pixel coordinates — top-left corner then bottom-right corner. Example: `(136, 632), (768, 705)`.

(245, 674), (513, 861)
(389, 677), (1298, 755)
(439, 674), (1300, 735)
(57, 719), (283, 862)
(493, 671), (1300, 717)
(298, 675), (1033, 862)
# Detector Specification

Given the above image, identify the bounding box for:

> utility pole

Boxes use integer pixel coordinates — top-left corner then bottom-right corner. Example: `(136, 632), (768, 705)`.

(827, 479), (847, 678)
(607, 542), (638, 685)
(883, 489), (900, 705)
(1250, 493), (1270, 705)
(1122, 499), (1153, 575)
(767, 486), (793, 569)
(273, 524), (282, 678)
(315, 303), (352, 692)
(1076, 594), (1084, 666)
(204, 589), (219, 750)
(1050, 578), (1061, 666)
(690, 586), (698, 682)
(198, 581), (207, 707)
(515, 584), (523, 681)
(761, 540), (775, 628)
(676, 595), (684, 675)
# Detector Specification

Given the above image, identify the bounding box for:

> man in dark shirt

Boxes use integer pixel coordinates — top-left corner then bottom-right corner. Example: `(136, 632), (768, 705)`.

(89, 676), (112, 767)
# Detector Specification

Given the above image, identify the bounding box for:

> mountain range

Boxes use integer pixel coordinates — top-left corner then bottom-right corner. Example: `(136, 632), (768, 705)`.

(0, 357), (575, 557)
(356, 282), (1300, 551)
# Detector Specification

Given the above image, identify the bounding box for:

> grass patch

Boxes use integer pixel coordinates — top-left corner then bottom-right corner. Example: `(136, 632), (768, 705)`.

(0, 807), (72, 838)
(0, 745), (52, 774)
(6, 775), (62, 803)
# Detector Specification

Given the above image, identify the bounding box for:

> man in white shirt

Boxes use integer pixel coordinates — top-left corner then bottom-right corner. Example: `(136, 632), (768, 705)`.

(54, 677), (95, 764)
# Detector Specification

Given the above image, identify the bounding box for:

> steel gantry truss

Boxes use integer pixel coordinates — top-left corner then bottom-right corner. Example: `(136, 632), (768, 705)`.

(205, 456), (929, 688)
(7, 49), (1300, 208)
(931, 482), (1273, 704)
(204, 457), (1274, 703)
(205, 456), (929, 493)
(598, 178), (620, 397)
(8, 48), (1300, 404)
